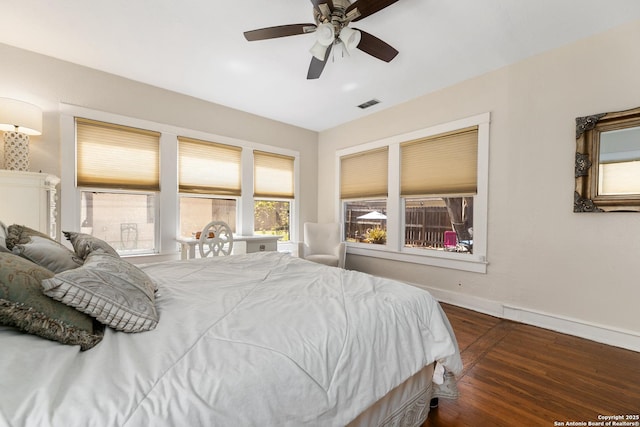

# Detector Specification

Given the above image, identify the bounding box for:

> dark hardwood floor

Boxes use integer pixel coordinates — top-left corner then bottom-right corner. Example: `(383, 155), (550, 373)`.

(424, 303), (640, 427)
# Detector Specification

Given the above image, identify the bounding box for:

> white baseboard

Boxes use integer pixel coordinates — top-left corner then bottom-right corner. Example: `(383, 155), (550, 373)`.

(412, 283), (640, 353)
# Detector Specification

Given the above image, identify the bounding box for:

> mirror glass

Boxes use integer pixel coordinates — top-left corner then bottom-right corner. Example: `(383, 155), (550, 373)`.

(598, 126), (640, 195)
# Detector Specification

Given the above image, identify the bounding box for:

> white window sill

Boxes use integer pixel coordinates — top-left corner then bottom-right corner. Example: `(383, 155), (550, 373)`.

(346, 243), (487, 273)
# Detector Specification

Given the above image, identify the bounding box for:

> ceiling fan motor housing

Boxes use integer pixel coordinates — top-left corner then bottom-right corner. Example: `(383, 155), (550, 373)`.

(313, 0), (359, 40)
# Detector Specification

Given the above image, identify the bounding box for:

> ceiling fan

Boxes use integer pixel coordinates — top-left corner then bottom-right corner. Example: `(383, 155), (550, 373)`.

(243, 0), (400, 79)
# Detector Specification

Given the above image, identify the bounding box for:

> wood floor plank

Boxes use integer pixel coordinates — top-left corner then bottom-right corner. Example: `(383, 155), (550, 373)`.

(423, 304), (640, 426)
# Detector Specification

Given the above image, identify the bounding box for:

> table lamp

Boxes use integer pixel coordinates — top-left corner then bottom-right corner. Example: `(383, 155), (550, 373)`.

(0, 98), (43, 171)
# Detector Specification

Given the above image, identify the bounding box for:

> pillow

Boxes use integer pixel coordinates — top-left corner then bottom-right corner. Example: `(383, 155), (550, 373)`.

(42, 251), (158, 333)
(5, 225), (82, 273)
(63, 231), (119, 259)
(0, 252), (103, 350)
(0, 221), (9, 253)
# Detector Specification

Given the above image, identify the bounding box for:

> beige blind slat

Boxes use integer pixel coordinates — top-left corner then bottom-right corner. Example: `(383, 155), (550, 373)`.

(401, 127), (478, 196)
(76, 118), (160, 191)
(340, 147), (388, 199)
(254, 150), (295, 198)
(178, 137), (242, 196)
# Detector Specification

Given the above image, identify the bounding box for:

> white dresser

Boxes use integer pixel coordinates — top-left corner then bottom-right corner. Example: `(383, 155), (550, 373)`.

(0, 170), (60, 238)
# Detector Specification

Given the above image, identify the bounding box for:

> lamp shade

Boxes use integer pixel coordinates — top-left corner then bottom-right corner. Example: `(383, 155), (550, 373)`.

(339, 27), (361, 51)
(309, 41), (329, 61)
(315, 23), (335, 46)
(0, 98), (42, 136)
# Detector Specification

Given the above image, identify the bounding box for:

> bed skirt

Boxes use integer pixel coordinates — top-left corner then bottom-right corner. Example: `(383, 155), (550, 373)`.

(349, 363), (459, 427)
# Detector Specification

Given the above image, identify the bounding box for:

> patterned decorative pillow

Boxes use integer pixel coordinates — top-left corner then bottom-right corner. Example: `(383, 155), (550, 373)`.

(0, 252), (103, 350)
(63, 231), (119, 259)
(42, 251), (158, 333)
(5, 224), (82, 273)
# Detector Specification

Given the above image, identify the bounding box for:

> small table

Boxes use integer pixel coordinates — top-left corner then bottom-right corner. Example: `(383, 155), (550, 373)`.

(177, 235), (282, 260)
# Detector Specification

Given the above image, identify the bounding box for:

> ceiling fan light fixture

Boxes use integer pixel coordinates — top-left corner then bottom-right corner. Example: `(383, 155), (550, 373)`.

(309, 41), (329, 61)
(339, 27), (361, 51)
(315, 22), (335, 46)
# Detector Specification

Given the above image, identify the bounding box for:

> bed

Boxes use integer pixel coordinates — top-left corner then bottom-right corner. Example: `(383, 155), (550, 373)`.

(0, 225), (462, 427)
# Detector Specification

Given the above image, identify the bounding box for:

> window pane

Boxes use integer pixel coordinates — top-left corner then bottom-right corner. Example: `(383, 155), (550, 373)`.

(80, 191), (156, 254)
(179, 197), (237, 237)
(404, 197), (473, 253)
(254, 200), (290, 241)
(344, 200), (387, 244)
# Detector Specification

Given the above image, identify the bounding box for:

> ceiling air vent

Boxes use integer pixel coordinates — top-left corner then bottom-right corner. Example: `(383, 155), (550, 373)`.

(357, 99), (380, 109)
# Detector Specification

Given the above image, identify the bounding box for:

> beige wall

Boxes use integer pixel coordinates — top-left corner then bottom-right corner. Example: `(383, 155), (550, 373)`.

(0, 43), (318, 239)
(318, 20), (640, 340)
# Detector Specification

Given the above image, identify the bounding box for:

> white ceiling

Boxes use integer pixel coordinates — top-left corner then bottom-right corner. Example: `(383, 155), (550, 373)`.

(2, 1), (640, 132)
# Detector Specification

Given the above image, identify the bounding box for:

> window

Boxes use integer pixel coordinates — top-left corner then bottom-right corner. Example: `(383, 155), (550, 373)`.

(75, 118), (160, 255)
(340, 147), (388, 245)
(337, 113), (489, 273)
(179, 197), (237, 237)
(401, 127), (477, 254)
(177, 136), (241, 236)
(253, 151), (294, 241)
(80, 191), (156, 253)
(344, 200), (387, 244)
(404, 197), (473, 252)
(62, 105), (301, 259)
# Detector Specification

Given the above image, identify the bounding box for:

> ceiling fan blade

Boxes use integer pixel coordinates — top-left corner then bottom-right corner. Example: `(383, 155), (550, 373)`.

(346, 0), (400, 22)
(354, 29), (398, 62)
(244, 24), (316, 41)
(307, 44), (333, 79)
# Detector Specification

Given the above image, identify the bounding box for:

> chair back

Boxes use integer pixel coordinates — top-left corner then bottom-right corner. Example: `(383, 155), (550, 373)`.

(198, 221), (234, 257)
(304, 222), (341, 256)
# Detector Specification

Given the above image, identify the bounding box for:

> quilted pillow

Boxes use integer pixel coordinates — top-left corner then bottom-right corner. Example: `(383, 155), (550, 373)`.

(42, 251), (158, 333)
(63, 231), (119, 259)
(0, 252), (103, 350)
(5, 224), (82, 273)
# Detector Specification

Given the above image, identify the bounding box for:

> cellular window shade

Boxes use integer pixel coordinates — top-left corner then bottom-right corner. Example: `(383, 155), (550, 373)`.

(254, 151), (295, 198)
(178, 137), (242, 196)
(401, 127), (478, 196)
(340, 147), (388, 199)
(76, 118), (160, 191)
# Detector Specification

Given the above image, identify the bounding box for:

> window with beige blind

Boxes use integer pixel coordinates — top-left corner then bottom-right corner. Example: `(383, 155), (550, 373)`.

(254, 151), (294, 241)
(340, 147), (389, 245)
(401, 127), (478, 254)
(177, 137), (241, 237)
(64, 106), (302, 259)
(337, 113), (490, 273)
(75, 118), (160, 255)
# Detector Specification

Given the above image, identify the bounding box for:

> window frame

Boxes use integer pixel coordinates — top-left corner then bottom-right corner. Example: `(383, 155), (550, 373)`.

(336, 112), (490, 273)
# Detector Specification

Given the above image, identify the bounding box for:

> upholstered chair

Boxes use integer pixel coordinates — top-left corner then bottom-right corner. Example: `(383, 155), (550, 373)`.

(298, 222), (346, 268)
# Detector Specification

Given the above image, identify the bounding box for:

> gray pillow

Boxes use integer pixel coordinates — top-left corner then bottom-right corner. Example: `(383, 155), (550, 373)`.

(5, 225), (82, 273)
(0, 252), (103, 350)
(63, 231), (119, 259)
(42, 252), (158, 333)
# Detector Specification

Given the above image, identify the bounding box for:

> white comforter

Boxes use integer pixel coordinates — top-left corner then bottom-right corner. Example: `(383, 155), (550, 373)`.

(0, 252), (462, 427)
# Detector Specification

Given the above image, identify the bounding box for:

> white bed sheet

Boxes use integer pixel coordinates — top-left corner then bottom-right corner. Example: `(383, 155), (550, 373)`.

(0, 252), (462, 427)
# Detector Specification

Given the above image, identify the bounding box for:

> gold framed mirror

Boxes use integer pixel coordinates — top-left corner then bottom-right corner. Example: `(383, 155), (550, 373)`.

(575, 106), (640, 212)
